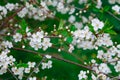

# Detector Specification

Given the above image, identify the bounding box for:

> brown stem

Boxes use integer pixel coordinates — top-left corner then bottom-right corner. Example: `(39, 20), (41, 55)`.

(12, 47), (115, 79)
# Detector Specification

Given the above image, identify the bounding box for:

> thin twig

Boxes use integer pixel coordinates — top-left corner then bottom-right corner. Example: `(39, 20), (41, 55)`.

(7, 68), (18, 80)
(27, 57), (45, 80)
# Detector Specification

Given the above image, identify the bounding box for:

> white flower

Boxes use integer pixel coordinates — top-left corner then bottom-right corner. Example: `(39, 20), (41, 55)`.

(13, 33), (22, 42)
(5, 3), (15, 11)
(29, 77), (36, 80)
(112, 5), (120, 14)
(97, 74), (107, 80)
(114, 61), (120, 72)
(41, 62), (47, 70)
(17, 7), (28, 18)
(45, 55), (52, 59)
(73, 30), (85, 38)
(78, 70), (87, 80)
(41, 60), (52, 69)
(29, 41), (42, 50)
(91, 18), (104, 31)
(108, 0), (116, 4)
(68, 44), (74, 53)
(42, 38), (52, 50)
(0, 67), (7, 75)
(92, 74), (97, 80)
(32, 31), (44, 40)
(97, 50), (104, 59)
(6, 55), (16, 65)
(11, 67), (24, 75)
(69, 7), (75, 14)
(68, 15), (76, 23)
(47, 60), (52, 69)
(1, 41), (13, 49)
(28, 62), (36, 68)
(98, 63), (111, 74)
(25, 68), (30, 73)
(34, 68), (39, 73)
(29, 31), (45, 50)
(96, 0), (102, 9)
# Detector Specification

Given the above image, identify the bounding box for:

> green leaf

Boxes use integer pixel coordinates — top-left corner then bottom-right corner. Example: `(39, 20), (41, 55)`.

(103, 6), (110, 12)
(66, 36), (73, 44)
(92, 7), (100, 12)
(70, 25), (76, 31)
(17, 63), (28, 68)
(58, 19), (64, 30)
(88, 24), (95, 33)
(59, 30), (68, 37)
(105, 30), (117, 35)
(20, 19), (27, 31)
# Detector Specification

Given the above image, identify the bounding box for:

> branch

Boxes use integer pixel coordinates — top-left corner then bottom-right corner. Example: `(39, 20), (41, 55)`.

(12, 47), (116, 79)
(7, 68), (18, 80)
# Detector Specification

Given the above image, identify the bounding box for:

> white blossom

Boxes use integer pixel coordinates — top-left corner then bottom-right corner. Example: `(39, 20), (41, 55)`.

(13, 33), (22, 42)
(91, 18), (104, 31)
(98, 63), (111, 74)
(78, 70), (87, 80)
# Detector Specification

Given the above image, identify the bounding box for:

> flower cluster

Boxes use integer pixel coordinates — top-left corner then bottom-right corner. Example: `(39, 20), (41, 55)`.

(0, 3), (18, 20)
(0, 49), (15, 75)
(29, 31), (52, 51)
(18, 2), (54, 21)
(11, 62), (38, 79)
(42, 55), (52, 70)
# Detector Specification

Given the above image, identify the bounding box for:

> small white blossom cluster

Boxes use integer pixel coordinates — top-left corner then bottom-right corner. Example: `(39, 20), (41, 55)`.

(71, 18), (113, 52)
(0, 41), (13, 49)
(0, 49), (15, 75)
(46, 0), (75, 14)
(95, 33), (113, 47)
(42, 55), (52, 70)
(96, 45), (120, 73)
(72, 26), (95, 50)
(108, 0), (120, 4)
(28, 31), (52, 51)
(11, 62), (39, 79)
(18, 2), (54, 21)
(0, 3), (18, 20)
(78, 70), (110, 80)
(97, 45), (120, 62)
(29, 77), (37, 80)
(91, 63), (111, 77)
(92, 73), (110, 80)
